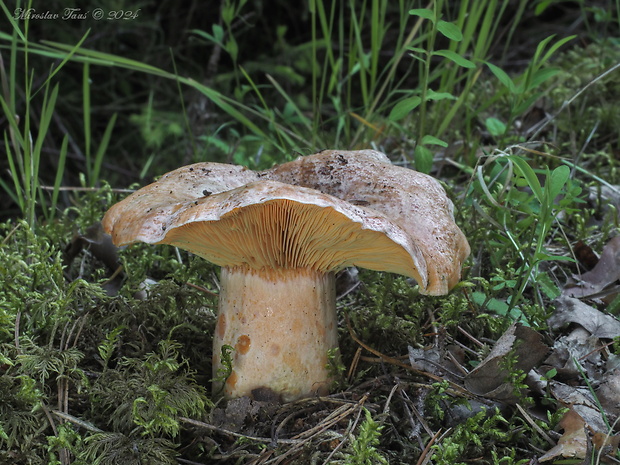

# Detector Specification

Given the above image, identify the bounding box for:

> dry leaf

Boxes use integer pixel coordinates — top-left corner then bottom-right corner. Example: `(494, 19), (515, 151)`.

(539, 408), (589, 461)
(464, 323), (548, 402)
(542, 327), (603, 381)
(592, 431), (620, 458)
(573, 240), (599, 271)
(549, 296), (620, 339)
(549, 382), (608, 433)
(596, 367), (620, 420)
(564, 236), (620, 299)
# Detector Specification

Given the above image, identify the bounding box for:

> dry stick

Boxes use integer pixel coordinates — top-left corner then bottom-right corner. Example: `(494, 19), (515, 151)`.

(71, 314), (89, 349)
(292, 396), (367, 441)
(178, 416), (300, 445)
(41, 403), (71, 465)
(103, 264), (124, 286)
(515, 403), (555, 447)
(271, 406), (316, 445)
(579, 340), (615, 362)
(1, 222), (22, 246)
(52, 410), (104, 433)
(177, 458), (212, 465)
(398, 387), (435, 439)
(264, 396), (369, 465)
(416, 428), (444, 465)
(457, 325), (485, 348)
(14, 311), (21, 353)
(185, 281), (219, 297)
(320, 400), (367, 465)
(39, 185), (135, 193)
(382, 382), (400, 416)
(445, 350), (470, 376)
(347, 346), (362, 384)
(56, 316), (89, 464)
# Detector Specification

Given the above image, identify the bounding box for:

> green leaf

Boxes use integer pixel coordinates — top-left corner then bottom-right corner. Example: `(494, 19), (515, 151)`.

(226, 37), (238, 62)
(51, 135), (68, 216)
(485, 117), (506, 137)
(437, 20), (463, 41)
(538, 35), (576, 67)
(513, 92), (544, 116)
(389, 96), (421, 120)
(420, 134), (448, 147)
(526, 67), (560, 91)
(212, 24), (225, 43)
(548, 165), (570, 200)
(407, 46), (429, 56)
(471, 292), (510, 316)
(537, 272), (561, 300)
(425, 89), (456, 101)
(534, 0), (554, 16)
(414, 145), (434, 173)
(433, 49), (475, 68)
(507, 155), (543, 203)
(535, 253), (575, 263)
(408, 8), (435, 22)
(190, 27), (223, 46)
(486, 62), (516, 94)
(221, 3), (235, 25)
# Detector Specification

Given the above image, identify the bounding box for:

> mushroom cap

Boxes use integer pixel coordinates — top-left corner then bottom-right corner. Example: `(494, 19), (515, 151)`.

(103, 150), (469, 294)
(104, 176), (427, 285)
(264, 150), (470, 294)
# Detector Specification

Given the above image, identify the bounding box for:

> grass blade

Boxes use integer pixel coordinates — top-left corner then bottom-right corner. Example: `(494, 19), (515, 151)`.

(92, 113), (118, 186)
(51, 134), (69, 218)
(83, 62), (91, 182)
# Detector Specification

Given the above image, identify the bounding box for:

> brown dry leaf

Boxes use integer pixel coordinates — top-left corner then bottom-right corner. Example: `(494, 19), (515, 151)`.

(464, 323), (548, 403)
(564, 236), (620, 299)
(549, 296), (620, 339)
(592, 431), (620, 458)
(539, 408), (589, 461)
(573, 240), (599, 271)
(596, 366), (620, 420)
(542, 327), (604, 381)
(549, 382), (608, 433)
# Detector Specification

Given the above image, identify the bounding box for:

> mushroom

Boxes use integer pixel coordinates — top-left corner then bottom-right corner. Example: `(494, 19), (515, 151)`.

(102, 150), (470, 402)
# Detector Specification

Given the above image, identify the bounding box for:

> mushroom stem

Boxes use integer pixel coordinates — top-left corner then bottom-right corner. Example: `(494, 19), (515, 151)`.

(213, 266), (338, 402)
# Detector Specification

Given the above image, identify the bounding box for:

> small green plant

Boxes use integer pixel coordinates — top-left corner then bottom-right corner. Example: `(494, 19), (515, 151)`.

(97, 326), (126, 370)
(472, 150), (583, 317)
(483, 34), (576, 142)
(211, 344), (234, 395)
(91, 338), (209, 436)
(430, 408), (513, 464)
(389, 6), (474, 172)
(343, 408), (388, 465)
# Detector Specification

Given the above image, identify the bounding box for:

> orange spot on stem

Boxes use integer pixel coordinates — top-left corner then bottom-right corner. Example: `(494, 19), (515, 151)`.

(235, 335), (251, 355)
